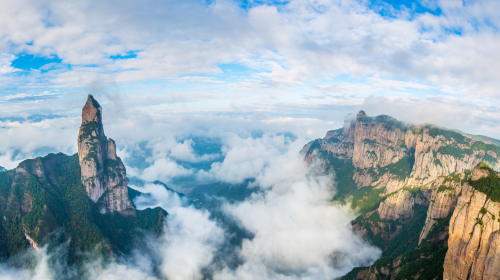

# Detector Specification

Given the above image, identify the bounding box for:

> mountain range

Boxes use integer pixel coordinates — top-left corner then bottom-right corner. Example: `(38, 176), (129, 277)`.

(2, 97), (500, 279)
(303, 110), (500, 279)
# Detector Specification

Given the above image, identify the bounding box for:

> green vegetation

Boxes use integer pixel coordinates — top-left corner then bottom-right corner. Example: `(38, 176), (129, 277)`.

(367, 212), (382, 224)
(327, 137), (340, 143)
(363, 139), (378, 146)
(410, 126), (422, 135)
(435, 158), (443, 167)
(345, 208), (450, 280)
(306, 139), (321, 155)
(394, 241), (447, 280)
(443, 173), (461, 184)
(357, 115), (407, 132)
(484, 153), (499, 165)
(351, 186), (386, 213)
(471, 141), (500, 156)
(463, 133), (500, 147)
(468, 163), (500, 202)
(437, 144), (473, 159)
(321, 152), (358, 201)
(427, 126), (467, 144)
(78, 121), (101, 143)
(0, 153), (166, 264)
(481, 208), (488, 215)
(402, 185), (419, 193)
(382, 204), (428, 258)
(378, 154), (414, 181)
(437, 185), (454, 193)
(367, 150), (378, 160)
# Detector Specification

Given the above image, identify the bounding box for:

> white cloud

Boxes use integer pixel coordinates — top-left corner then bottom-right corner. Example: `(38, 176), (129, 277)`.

(0, 53), (18, 75)
(129, 184), (226, 280)
(141, 158), (193, 183)
(197, 133), (291, 184)
(0, 0), (499, 102)
(212, 138), (381, 279)
(358, 94), (500, 139)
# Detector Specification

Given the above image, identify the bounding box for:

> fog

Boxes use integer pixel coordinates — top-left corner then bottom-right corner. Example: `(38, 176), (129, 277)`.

(0, 122), (381, 279)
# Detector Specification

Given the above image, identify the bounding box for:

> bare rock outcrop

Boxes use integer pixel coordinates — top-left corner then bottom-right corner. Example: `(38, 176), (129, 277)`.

(444, 167), (500, 280)
(419, 176), (465, 244)
(78, 95), (135, 216)
(303, 111), (499, 196)
(377, 189), (415, 220)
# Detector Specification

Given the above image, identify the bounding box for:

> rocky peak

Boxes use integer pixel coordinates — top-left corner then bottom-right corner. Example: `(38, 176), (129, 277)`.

(356, 110), (367, 120)
(78, 95), (135, 216)
(471, 165), (491, 181)
(82, 94), (103, 125)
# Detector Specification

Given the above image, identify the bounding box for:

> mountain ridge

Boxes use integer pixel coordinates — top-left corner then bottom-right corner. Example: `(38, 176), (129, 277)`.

(303, 111), (500, 279)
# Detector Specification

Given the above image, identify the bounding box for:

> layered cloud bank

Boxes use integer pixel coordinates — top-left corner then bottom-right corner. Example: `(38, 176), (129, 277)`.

(2, 0), (500, 133)
(0, 124), (381, 279)
(2, 0), (500, 96)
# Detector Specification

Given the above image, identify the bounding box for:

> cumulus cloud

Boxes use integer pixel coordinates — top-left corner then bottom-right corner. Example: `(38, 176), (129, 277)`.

(0, 117), (78, 169)
(140, 158), (193, 183)
(197, 133), (292, 184)
(135, 132), (381, 279)
(214, 139), (381, 279)
(122, 183), (226, 280)
(358, 95), (500, 139)
(0, 53), (18, 75)
(0, 123), (382, 280)
(1, 0), (500, 103)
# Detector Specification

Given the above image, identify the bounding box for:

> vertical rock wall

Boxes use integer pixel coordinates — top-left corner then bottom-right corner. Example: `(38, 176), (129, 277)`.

(78, 95), (135, 216)
(444, 167), (500, 280)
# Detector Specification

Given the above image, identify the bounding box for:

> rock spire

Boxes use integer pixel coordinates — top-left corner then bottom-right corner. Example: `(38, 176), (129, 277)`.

(78, 94), (135, 216)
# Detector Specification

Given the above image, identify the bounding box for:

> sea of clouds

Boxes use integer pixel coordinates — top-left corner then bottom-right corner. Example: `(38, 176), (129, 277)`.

(0, 110), (383, 279)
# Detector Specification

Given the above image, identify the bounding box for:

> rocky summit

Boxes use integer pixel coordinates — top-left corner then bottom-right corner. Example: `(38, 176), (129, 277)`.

(78, 94), (135, 215)
(0, 95), (166, 264)
(303, 111), (500, 280)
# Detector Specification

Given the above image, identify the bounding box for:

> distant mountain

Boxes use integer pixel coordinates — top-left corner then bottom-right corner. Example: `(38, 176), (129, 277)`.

(459, 131), (500, 147)
(0, 114), (65, 123)
(0, 95), (166, 264)
(303, 111), (500, 279)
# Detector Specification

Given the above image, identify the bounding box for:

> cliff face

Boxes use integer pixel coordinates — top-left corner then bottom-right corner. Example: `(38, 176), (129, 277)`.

(305, 112), (499, 197)
(377, 189), (424, 221)
(308, 112), (500, 280)
(418, 175), (464, 244)
(78, 95), (135, 216)
(444, 167), (500, 280)
(0, 95), (168, 261)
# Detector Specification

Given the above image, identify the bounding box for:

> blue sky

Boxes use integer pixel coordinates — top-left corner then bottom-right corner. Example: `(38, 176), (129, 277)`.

(0, 0), (500, 159)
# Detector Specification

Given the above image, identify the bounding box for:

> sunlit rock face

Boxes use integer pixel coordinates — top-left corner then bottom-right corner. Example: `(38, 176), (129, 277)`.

(304, 111), (500, 279)
(78, 94), (135, 216)
(303, 111), (499, 195)
(444, 167), (500, 280)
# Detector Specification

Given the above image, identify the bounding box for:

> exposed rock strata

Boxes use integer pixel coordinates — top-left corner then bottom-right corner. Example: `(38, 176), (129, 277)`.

(419, 175), (465, 244)
(304, 112), (499, 196)
(377, 189), (416, 221)
(307, 112), (500, 279)
(444, 167), (500, 280)
(78, 95), (135, 215)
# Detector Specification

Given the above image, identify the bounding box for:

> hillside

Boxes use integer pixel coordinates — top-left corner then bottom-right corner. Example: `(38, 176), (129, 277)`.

(0, 95), (166, 264)
(303, 111), (500, 279)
